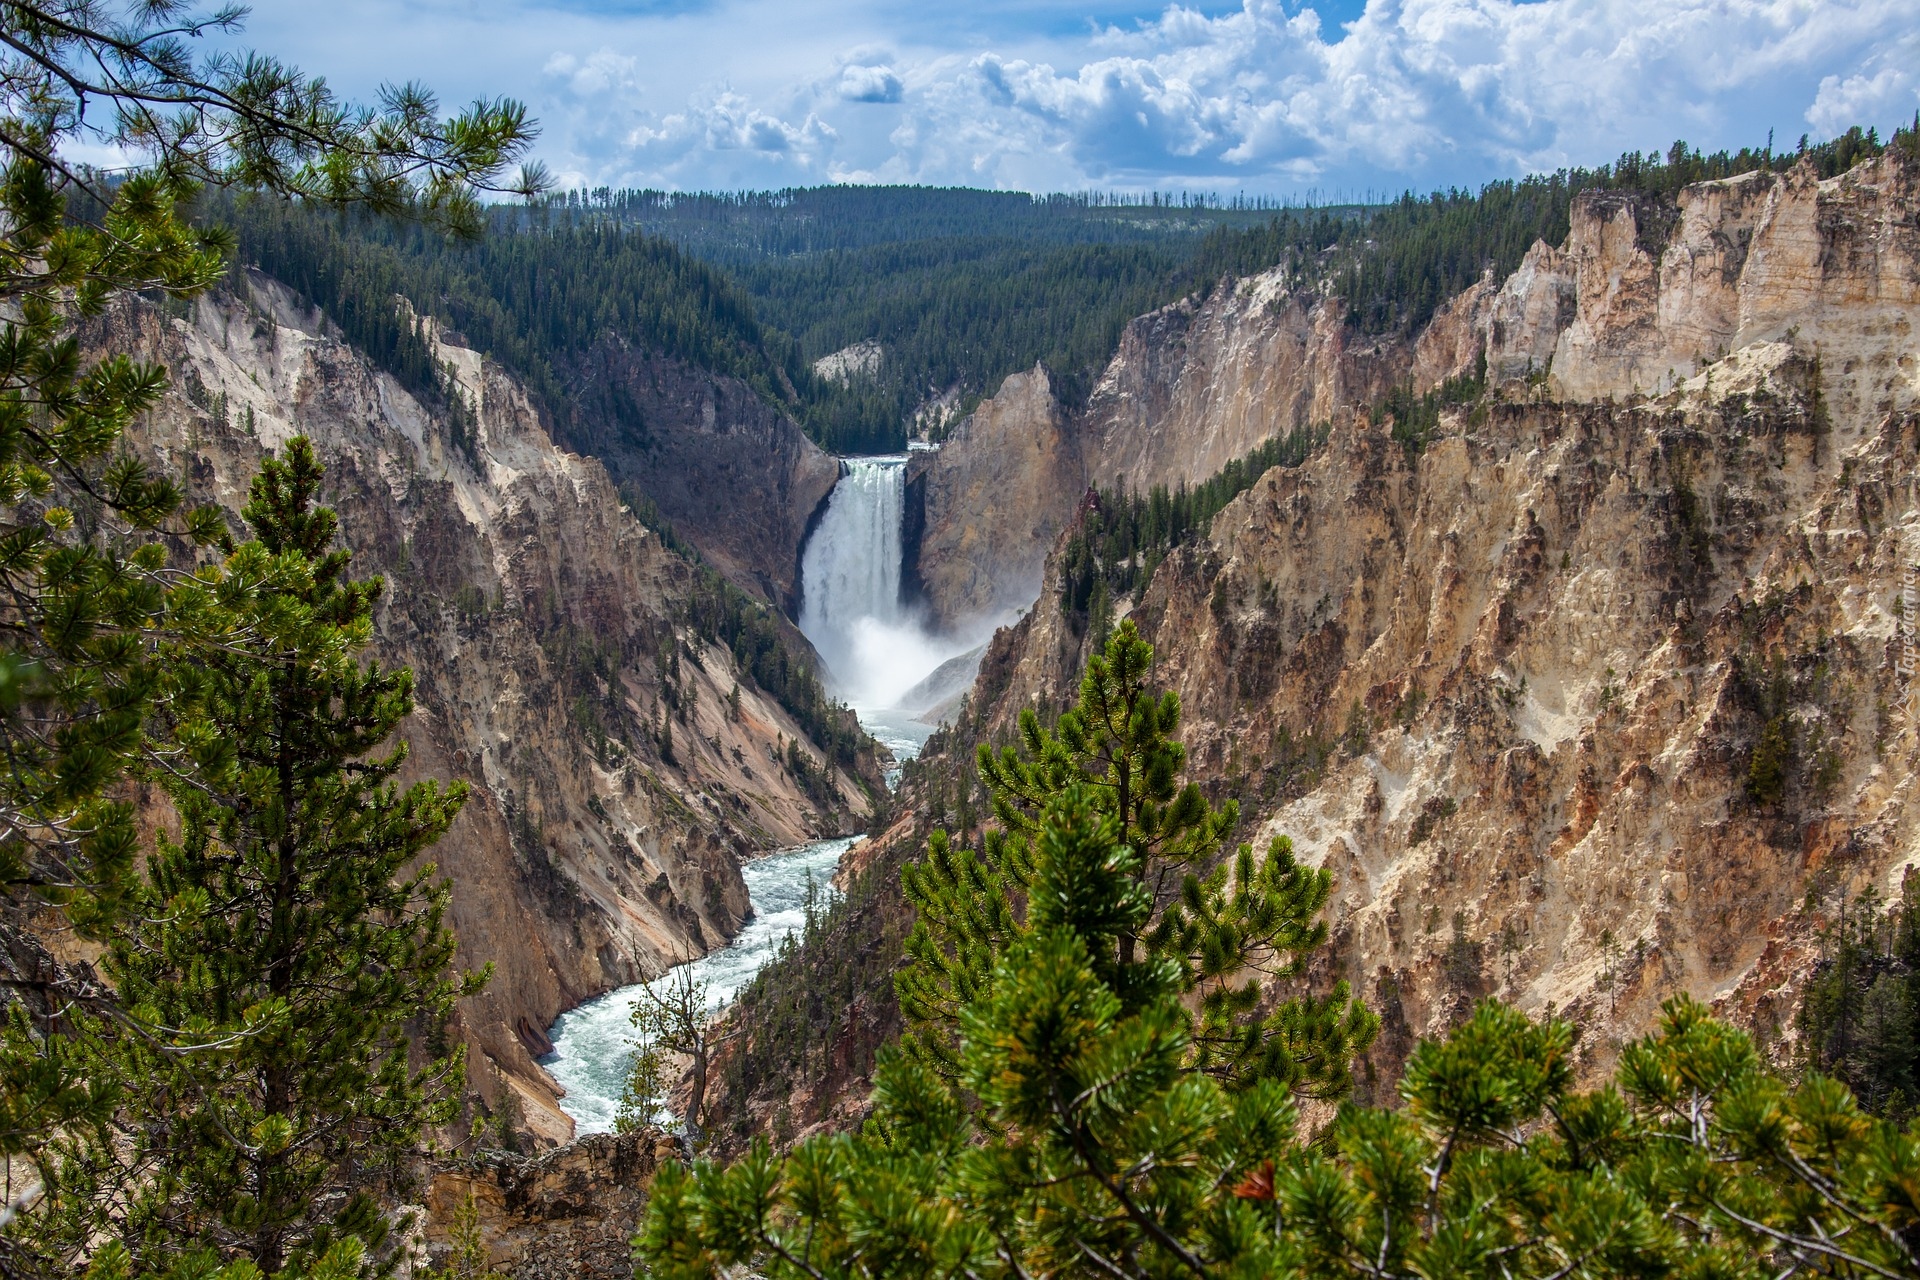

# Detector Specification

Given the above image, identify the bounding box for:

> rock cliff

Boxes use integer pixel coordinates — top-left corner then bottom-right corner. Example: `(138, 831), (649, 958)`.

(908, 270), (1405, 635)
(1079, 280), (1404, 492)
(1411, 157), (1920, 427)
(905, 366), (1076, 631)
(548, 336), (842, 612)
(101, 274), (873, 1144)
(951, 151), (1920, 1085)
(911, 155), (1919, 642)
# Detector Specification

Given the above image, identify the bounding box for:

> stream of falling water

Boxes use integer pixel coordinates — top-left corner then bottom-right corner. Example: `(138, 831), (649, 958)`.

(542, 456), (955, 1135)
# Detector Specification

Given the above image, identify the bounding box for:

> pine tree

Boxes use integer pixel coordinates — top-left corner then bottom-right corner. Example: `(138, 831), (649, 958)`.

(436, 1189), (502, 1280)
(0, 6), (542, 1260)
(642, 870), (1920, 1279)
(898, 620), (1375, 1095)
(1799, 874), (1920, 1119)
(39, 439), (477, 1275)
(617, 962), (718, 1145)
(637, 629), (1367, 1276)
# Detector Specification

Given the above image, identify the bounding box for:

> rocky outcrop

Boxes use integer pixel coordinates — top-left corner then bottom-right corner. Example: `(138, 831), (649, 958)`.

(1410, 273), (1498, 392)
(1475, 157), (1920, 427)
(1082, 278), (1404, 492)
(549, 337), (841, 612)
(906, 365), (1077, 632)
(419, 1131), (671, 1280)
(1484, 243), (1578, 384)
(813, 340), (884, 384)
(103, 275), (873, 1144)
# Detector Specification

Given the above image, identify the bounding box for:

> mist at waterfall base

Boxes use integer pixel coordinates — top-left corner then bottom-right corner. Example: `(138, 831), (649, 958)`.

(798, 456), (982, 729)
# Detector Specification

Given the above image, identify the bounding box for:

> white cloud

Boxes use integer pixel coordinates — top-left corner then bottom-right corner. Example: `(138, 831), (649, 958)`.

(629, 92), (836, 159)
(1806, 27), (1920, 138)
(837, 64), (904, 103)
(880, 0), (1908, 190)
(257, 0), (1915, 194)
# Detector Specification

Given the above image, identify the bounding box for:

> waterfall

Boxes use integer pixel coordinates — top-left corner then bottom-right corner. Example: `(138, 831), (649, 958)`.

(797, 455), (962, 713)
(799, 457), (907, 646)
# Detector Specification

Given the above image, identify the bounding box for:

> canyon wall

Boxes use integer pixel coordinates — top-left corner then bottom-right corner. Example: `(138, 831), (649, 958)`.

(548, 337), (841, 612)
(1079, 277), (1405, 492)
(1409, 157), (1920, 425)
(905, 366), (1076, 631)
(102, 275), (873, 1144)
(908, 269), (1406, 636)
(958, 151), (1920, 1084)
(913, 155), (1919, 642)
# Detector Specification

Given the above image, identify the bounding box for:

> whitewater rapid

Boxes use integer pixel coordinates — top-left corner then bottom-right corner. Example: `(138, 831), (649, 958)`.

(541, 838), (855, 1135)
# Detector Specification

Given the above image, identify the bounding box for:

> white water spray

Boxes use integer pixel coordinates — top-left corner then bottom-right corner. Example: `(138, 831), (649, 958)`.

(798, 456), (969, 713)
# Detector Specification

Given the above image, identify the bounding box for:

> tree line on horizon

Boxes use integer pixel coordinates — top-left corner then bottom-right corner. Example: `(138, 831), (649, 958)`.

(220, 120), (1917, 467)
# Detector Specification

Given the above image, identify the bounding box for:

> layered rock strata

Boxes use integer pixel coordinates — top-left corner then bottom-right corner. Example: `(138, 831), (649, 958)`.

(549, 336), (841, 612)
(102, 274), (873, 1143)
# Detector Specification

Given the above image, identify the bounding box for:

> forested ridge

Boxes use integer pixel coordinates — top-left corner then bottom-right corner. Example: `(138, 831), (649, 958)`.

(222, 122), (1912, 466)
(219, 186), (1288, 453)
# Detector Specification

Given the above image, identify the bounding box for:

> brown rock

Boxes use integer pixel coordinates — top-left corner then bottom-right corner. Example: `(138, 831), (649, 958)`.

(100, 275), (875, 1143)
(423, 1131), (661, 1279)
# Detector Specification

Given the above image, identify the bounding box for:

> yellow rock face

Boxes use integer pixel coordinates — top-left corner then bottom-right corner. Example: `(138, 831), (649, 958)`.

(956, 150), (1920, 1089)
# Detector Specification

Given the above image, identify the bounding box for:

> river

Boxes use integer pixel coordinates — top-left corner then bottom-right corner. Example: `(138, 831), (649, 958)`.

(539, 835), (859, 1135)
(541, 455), (950, 1135)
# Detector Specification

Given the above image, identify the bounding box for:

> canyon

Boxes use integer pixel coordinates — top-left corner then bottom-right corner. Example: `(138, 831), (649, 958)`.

(96, 274), (876, 1146)
(58, 148), (1920, 1271)
(740, 149), (1920, 1136)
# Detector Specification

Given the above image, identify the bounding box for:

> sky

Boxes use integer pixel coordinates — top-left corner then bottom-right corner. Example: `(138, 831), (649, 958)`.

(235, 0), (1920, 198)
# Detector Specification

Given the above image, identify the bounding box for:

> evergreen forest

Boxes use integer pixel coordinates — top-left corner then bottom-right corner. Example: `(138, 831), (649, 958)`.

(217, 122), (1911, 460)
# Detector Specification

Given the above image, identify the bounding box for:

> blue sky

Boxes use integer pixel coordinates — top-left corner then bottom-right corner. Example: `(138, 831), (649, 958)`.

(237, 0), (1919, 197)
